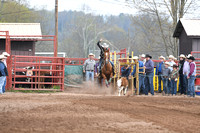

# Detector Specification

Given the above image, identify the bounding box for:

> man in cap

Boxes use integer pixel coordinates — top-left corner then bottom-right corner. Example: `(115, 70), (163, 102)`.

(0, 54), (8, 94)
(187, 56), (196, 97)
(144, 54), (154, 95)
(83, 53), (96, 81)
(155, 56), (165, 93)
(179, 54), (186, 95)
(140, 54), (146, 65)
(97, 39), (114, 75)
(132, 56), (145, 94)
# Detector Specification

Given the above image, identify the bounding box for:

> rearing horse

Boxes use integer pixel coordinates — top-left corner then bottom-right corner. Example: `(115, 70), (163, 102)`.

(99, 49), (113, 87)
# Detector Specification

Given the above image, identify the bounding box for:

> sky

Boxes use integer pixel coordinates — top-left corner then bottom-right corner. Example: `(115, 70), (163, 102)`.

(28, 0), (136, 15)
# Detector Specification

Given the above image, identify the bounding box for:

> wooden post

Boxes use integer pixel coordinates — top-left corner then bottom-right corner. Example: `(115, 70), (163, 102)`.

(114, 51), (116, 88)
(54, 0), (58, 57)
(135, 59), (139, 95)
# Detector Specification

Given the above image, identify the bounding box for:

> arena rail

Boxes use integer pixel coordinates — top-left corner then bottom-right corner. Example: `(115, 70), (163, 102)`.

(11, 55), (65, 91)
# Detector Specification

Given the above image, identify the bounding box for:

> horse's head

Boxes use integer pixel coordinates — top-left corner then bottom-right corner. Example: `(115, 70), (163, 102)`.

(103, 49), (110, 64)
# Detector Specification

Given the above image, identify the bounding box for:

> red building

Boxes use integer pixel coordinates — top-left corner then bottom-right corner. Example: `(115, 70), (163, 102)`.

(0, 23), (42, 55)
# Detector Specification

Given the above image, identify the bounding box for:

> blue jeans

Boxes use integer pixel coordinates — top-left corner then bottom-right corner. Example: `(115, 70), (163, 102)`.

(3, 77), (6, 93)
(158, 73), (162, 92)
(139, 74), (145, 94)
(0, 76), (6, 94)
(168, 79), (171, 94)
(162, 78), (168, 94)
(145, 72), (154, 95)
(183, 74), (189, 95)
(86, 71), (94, 81)
(171, 79), (177, 95)
(188, 76), (196, 97)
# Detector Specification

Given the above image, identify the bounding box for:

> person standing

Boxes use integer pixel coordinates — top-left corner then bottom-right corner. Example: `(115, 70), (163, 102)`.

(121, 64), (131, 80)
(167, 55), (176, 94)
(0, 55), (8, 94)
(144, 54), (154, 95)
(183, 54), (191, 95)
(170, 64), (179, 96)
(156, 56), (165, 93)
(83, 53), (96, 81)
(187, 56), (196, 97)
(162, 62), (171, 96)
(179, 54), (186, 95)
(2, 52), (10, 93)
(132, 56), (145, 94)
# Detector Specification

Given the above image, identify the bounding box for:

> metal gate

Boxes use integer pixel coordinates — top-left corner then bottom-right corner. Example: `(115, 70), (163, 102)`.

(11, 55), (65, 91)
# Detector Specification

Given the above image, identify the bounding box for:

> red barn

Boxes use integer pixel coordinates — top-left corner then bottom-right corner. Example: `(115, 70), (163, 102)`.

(0, 23), (42, 55)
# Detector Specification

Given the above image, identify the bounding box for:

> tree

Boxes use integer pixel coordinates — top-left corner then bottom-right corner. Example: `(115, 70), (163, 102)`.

(127, 0), (199, 57)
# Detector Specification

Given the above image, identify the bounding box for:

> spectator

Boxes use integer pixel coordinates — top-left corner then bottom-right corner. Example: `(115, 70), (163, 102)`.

(156, 56), (165, 93)
(83, 53), (96, 81)
(187, 56), (196, 97)
(179, 54), (186, 95)
(144, 54), (154, 95)
(2, 52), (10, 93)
(162, 62), (171, 96)
(139, 54), (146, 65)
(121, 64), (131, 80)
(132, 56), (145, 94)
(170, 64), (179, 96)
(167, 55), (176, 94)
(0, 54), (8, 94)
(183, 54), (191, 95)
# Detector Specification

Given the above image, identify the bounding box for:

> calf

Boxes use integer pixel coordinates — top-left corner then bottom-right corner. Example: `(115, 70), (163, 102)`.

(117, 77), (128, 96)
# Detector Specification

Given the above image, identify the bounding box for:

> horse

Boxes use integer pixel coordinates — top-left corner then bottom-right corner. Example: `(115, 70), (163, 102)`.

(99, 49), (113, 87)
(117, 77), (128, 96)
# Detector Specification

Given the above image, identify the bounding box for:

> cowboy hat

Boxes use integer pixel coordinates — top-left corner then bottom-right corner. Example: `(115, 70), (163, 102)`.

(2, 52), (10, 57)
(187, 56), (195, 61)
(140, 54), (145, 58)
(145, 54), (152, 59)
(0, 54), (7, 59)
(132, 56), (139, 60)
(102, 43), (109, 48)
(186, 54), (192, 58)
(165, 62), (170, 66)
(173, 64), (178, 68)
(168, 55), (174, 59)
(179, 54), (186, 58)
(159, 55), (165, 60)
(88, 53), (95, 56)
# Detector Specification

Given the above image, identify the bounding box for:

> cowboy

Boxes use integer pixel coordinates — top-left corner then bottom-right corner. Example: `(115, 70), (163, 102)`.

(97, 39), (114, 75)
(183, 54), (191, 95)
(132, 56), (145, 94)
(140, 54), (146, 65)
(187, 56), (196, 97)
(83, 53), (96, 81)
(0, 54), (8, 94)
(2, 52), (10, 93)
(179, 54), (186, 95)
(144, 54), (154, 95)
(156, 56), (165, 93)
(121, 64), (131, 80)
(162, 62), (171, 96)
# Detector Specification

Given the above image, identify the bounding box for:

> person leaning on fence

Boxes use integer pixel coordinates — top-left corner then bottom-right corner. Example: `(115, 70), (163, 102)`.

(140, 54), (146, 65)
(132, 56), (145, 94)
(83, 53), (96, 81)
(121, 64), (131, 80)
(179, 54), (186, 95)
(144, 54), (154, 96)
(0, 54), (8, 94)
(162, 62), (171, 96)
(2, 52), (10, 93)
(187, 56), (196, 97)
(155, 56), (165, 93)
(170, 64), (179, 96)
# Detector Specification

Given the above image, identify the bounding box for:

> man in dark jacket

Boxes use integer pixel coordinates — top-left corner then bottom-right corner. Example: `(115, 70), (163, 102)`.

(0, 54), (8, 94)
(179, 54), (186, 95)
(144, 54), (154, 95)
(121, 64), (131, 80)
(97, 39), (114, 75)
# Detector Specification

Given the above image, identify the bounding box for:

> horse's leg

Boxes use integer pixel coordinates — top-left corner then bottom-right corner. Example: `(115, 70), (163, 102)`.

(102, 73), (109, 87)
(124, 86), (128, 95)
(108, 72), (113, 84)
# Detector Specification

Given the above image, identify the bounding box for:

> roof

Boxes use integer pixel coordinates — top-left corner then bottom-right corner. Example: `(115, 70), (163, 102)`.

(173, 19), (200, 38)
(0, 23), (42, 39)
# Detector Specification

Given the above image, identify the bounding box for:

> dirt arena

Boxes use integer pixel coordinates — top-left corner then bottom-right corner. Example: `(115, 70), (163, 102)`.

(0, 88), (200, 133)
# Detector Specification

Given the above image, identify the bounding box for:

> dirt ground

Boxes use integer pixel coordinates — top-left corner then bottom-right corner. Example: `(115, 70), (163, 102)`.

(0, 88), (200, 133)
